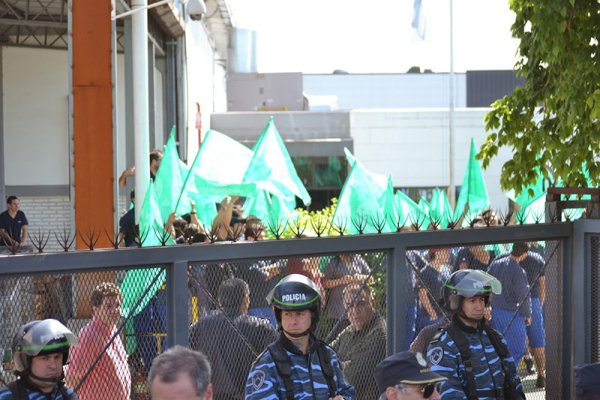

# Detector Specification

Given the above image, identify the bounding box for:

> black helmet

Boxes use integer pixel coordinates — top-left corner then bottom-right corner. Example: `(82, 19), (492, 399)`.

(443, 269), (501, 313)
(267, 274), (322, 332)
(12, 319), (78, 376)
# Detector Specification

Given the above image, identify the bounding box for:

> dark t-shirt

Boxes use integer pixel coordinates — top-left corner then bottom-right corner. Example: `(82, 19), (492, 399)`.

(190, 310), (277, 400)
(418, 265), (445, 315)
(235, 261), (281, 309)
(0, 210), (28, 244)
(118, 208), (136, 247)
(453, 247), (495, 272)
(521, 252), (545, 299)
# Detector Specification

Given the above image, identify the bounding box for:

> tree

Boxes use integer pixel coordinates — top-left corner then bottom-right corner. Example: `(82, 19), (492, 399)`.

(477, 0), (600, 196)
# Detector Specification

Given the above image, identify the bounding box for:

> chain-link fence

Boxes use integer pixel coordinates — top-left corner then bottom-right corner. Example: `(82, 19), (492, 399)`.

(0, 221), (592, 400)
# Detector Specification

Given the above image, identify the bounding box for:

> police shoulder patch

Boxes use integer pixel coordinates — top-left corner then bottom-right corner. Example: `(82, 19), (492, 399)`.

(252, 371), (265, 391)
(428, 346), (444, 366)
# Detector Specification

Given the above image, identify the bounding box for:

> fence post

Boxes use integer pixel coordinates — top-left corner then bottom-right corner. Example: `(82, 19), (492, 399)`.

(387, 245), (408, 355)
(561, 233), (573, 400)
(166, 260), (189, 348)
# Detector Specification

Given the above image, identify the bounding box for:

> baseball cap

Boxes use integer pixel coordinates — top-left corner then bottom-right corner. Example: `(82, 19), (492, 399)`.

(575, 362), (600, 399)
(374, 351), (446, 395)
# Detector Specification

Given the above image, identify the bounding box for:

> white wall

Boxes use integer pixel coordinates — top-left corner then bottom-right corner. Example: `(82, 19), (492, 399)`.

(185, 19), (228, 162)
(3, 47), (69, 185)
(350, 109), (512, 210)
(304, 73), (467, 110)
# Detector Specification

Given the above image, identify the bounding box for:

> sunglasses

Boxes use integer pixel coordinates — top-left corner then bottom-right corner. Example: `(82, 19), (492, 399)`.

(421, 382), (443, 398)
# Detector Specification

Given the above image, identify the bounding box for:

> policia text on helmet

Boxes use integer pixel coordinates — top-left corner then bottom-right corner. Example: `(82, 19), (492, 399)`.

(245, 274), (357, 399)
(267, 273), (322, 341)
(7, 319), (78, 399)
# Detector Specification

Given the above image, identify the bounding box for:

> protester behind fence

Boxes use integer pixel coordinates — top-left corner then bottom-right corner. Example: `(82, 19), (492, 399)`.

(522, 245), (546, 388)
(66, 283), (130, 400)
(331, 284), (386, 400)
(374, 351), (445, 400)
(190, 278), (277, 400)
(486, 241), (532, 366)
(405, 250), (427, 347)
(118, 148), (163, 188)
(452, 244), (495, 272)
(0, 319), (78, 400)
(415, 248), (451, 336)
(148, 345), (213, 400)
(234, 220), (282, 327)
(323, 253), (372, 338)
(0, 195), (30, 252)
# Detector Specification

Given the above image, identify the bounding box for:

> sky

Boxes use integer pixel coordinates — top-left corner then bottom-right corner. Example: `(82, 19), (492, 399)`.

(228, 0), (521, 74)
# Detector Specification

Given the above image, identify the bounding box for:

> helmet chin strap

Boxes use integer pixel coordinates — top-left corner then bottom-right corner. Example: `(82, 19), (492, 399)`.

(282, 328), (311, 338)
(456, 309), (485, 325)
(28, 370), (64, 384)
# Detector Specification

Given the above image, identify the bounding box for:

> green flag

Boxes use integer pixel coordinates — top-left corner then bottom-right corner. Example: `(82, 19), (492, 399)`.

(454, 138), (490, 220)
(506, 165), (545, 209)
(429, 188), (453, 228)
(120, 181), (173, 352)
(176, 129), (257, 227)
(154, 127), (188, 220)
(394, 190), (422, 228)
(242, 116), (311, 207)
(332, 150), (396, 234)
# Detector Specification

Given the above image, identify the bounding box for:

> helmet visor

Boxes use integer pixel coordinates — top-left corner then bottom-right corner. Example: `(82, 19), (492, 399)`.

(446, 270), (502, 297)
(21, 319), (78, 356)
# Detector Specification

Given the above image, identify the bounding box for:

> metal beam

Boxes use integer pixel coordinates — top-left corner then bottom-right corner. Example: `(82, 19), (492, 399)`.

(0, 223), (575, 274)
(0, 18), (67, 29)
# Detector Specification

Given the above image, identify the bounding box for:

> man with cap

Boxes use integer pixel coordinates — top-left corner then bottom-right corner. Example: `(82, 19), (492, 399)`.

(574, 362), (600, 400)
(245, 274), (356, 399)
(374, 351), (445, 400)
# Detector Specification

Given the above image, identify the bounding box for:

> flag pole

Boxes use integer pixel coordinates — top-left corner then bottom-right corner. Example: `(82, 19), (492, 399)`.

(447, 0), (456, 207)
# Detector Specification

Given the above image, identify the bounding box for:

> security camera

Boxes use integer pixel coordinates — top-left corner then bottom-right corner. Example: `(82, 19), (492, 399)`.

(187, 0), (207, 21)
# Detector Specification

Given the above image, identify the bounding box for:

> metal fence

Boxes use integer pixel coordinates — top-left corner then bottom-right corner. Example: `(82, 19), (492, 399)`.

(0, 220), (597, 400)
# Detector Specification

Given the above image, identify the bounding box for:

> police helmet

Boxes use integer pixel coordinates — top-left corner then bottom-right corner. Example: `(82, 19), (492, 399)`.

(443, 269), (501, 312)
(267, 274), (322, 330)
(12, 319), (78, 375)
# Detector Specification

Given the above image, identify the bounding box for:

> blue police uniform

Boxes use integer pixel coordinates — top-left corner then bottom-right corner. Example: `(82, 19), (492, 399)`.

(427, 315), (525, 400)
(0, 381), (76, 400)
(245, 334), (356, 399)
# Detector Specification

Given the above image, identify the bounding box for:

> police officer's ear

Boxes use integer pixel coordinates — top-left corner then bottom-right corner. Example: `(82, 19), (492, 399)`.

(241, 293), (250, 313)
(204, 383), (213, 400)
(384, 386), (397, 398)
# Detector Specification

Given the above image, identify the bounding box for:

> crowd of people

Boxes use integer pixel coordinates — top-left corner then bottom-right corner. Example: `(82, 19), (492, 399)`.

(0, 250), (597, 399)
(0, 152), (590, 399)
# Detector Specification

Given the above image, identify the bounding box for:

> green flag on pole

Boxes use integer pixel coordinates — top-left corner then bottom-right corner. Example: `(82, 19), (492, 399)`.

(120, 181), (173, 352)
(176, 129), (257, 226)
(332, 149), (397, 234)
(453, 138), (490, 221)
(429, 188), (453, 228)
(394, 190), (422, 228)
(242, 116), (311, 207)
(154, 127), (189, 221)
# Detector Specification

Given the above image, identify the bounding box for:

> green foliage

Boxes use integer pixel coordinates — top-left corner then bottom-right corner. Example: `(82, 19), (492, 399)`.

(264, 198), (340, 239)
(478, 0), (600, 195)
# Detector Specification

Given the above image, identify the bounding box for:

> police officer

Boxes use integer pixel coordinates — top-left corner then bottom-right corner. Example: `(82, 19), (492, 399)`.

(426, 270), (525, 400)
(245, 274), (356, 399)
(0, 319), (78, 400)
